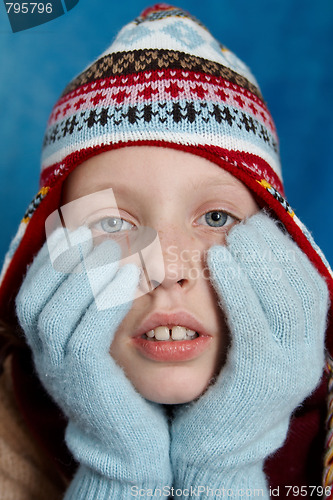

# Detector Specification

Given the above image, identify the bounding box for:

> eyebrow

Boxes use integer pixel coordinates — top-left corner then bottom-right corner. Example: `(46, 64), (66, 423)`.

(77, 175), (241, 199)
(75, 183), (131, 198)
(188, 176), (242, 192)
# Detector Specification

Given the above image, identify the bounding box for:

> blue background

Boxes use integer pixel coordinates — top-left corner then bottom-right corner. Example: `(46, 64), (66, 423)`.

(0, 0), (332, 269)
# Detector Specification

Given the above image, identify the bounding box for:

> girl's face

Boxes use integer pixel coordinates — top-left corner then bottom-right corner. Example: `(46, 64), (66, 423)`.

(62, 146), (259, 404)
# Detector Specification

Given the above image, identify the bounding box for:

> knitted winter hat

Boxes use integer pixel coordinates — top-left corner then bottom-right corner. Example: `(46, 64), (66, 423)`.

(1, 1), (332, 331)
(1, 2), (333, 488)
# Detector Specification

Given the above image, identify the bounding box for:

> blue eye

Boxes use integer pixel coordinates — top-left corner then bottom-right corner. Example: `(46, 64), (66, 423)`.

(198, 211), (235, 228)
(94, 217), (134, 234)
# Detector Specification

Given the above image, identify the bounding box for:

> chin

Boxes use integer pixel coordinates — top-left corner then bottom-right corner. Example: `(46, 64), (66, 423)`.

(133, 367), (214, 405)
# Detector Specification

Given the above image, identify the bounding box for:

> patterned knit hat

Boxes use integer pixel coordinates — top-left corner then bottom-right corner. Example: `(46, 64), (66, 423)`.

(1, 3), (333, 486)
(2, 4), (332, 317)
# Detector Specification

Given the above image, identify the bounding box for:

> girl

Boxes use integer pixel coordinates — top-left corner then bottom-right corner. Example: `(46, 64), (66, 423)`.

(0, 5), (332, 499)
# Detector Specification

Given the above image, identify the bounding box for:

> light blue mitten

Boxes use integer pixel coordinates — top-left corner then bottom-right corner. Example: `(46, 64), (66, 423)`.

(171, 212), (329, 499)
(16, 227), (172, 499)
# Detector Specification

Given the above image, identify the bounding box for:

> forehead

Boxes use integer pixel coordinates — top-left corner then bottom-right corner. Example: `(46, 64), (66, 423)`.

(62, 146), (252, 202)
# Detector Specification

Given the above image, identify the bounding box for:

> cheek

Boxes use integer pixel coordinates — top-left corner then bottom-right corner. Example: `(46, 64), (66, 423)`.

(199, 221), (239, 250)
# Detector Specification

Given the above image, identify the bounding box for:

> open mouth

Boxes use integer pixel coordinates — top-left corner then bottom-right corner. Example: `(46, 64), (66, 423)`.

(132, 311), (212, 362)
(142, 325), (199, 341)
(133, 318), (211, 362)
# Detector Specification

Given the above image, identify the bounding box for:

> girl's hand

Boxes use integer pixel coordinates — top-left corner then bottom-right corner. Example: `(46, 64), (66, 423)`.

(171, 212), (329, 498)
(16, 227), (172, 498)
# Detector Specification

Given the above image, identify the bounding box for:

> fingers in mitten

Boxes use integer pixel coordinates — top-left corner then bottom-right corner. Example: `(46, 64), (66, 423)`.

(285, 247), (329, 346)
(247, 216), (327, 386)
(38, 239), (123, 366)
(16, 227), (66, 305)
(226, 213), (309, 348)
(27, 227), (68, 278)
(208, 245), (270, 351)
(68, 263), (140, 358)
(15, 227), (92, 351)
(228, 212), (295, 267)
(229, 212), (329, 346)
(277, 230), (330, 342)
(232, 212), (310, 280)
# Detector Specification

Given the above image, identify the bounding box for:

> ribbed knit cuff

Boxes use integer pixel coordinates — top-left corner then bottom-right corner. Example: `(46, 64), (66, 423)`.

(64, 465), (171, 499)
(173, 463), (269, 500)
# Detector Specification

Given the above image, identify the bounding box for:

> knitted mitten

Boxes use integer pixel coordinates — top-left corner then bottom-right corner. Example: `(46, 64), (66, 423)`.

(171, 212), (329, 499)
(16, 227), (172, 499)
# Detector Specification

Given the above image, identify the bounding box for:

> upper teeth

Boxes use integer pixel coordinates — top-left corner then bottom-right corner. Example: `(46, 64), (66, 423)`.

(144, 326), (198, 341)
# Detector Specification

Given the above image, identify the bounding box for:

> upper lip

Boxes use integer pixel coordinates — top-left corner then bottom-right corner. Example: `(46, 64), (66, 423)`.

(133, 311), (211, 338)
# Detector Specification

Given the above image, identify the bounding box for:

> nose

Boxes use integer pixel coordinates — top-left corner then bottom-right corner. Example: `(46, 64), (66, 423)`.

(154, 226), (205, 291)
(133, 223), (209, 296)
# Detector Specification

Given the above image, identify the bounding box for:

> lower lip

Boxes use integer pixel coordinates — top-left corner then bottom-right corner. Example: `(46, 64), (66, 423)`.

(132, 336), (212, 362)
